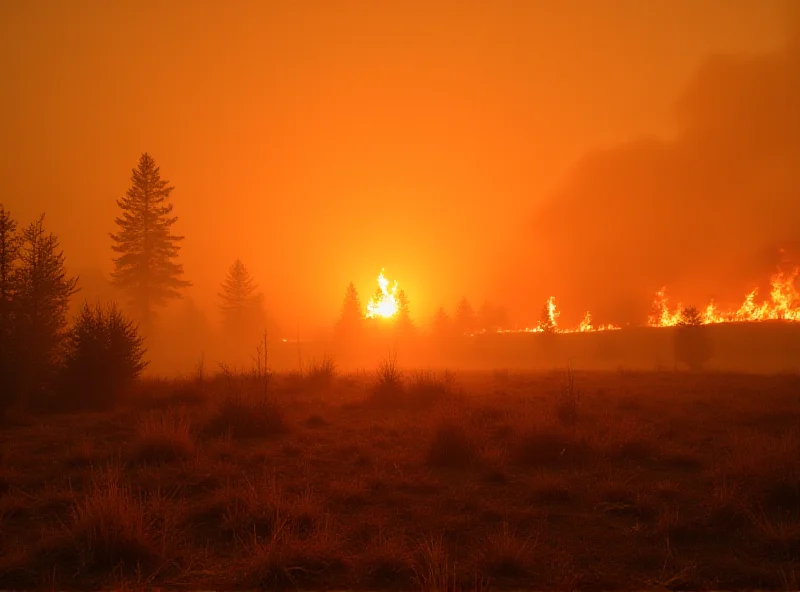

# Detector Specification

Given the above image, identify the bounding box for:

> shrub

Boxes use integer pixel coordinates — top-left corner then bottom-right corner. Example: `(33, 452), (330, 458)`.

(371, 353), (404, 401)
(203, 383), (286, 439)
(305, 355), (337, 388)
(408, 370), (456, 406)
(61, 302), (147, 409)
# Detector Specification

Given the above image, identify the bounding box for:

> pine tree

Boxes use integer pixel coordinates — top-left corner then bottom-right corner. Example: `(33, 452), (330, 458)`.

(335, 282), (364, 341)
(538, 298), (558, 334)
(454, 297), (476, 336)
(0, 204), (19, 406)
(14, 215), (79, 393)
(0, 204), (19, 316)
(219, 258), (263, 334)
(431, 306), (454, 341)
(110, 153), (190, 331)
(62, 302), (147, 409)
(395, 289), (414, 336)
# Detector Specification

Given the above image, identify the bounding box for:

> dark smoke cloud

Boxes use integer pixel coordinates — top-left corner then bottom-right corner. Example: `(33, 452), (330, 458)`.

(521, 32), (800, 326)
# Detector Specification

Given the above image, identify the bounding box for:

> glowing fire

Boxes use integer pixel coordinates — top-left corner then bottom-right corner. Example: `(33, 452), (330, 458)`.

(365, 269), (399, 319)
(484, 297), (621, 335)
(648, 267), (800, 327)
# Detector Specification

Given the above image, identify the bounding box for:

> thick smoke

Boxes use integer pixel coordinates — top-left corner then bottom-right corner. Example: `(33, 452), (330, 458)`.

(521, 32), (800, 326)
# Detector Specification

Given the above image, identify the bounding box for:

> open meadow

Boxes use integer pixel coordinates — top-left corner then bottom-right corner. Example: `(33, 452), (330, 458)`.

(1, 366), (799, 590)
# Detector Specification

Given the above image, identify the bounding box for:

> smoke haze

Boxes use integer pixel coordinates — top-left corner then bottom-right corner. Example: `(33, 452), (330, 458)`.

(1, 0), (796, 368)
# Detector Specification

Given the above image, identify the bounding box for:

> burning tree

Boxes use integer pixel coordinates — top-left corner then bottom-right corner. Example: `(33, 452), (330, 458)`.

(538, 296), (559, 334)
(110, 153), (190, 332)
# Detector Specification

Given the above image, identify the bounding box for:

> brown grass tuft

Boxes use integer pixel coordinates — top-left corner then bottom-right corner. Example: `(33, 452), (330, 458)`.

(202, 390), (286, 439)
(130, 410), (194, 463)
(476, 522), (534, 578)
(68, 470), (160, 572)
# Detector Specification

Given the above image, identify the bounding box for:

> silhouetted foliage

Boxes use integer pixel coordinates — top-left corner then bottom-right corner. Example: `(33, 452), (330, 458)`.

(13, 215), (78, 399)
(219, 258), (264, 336)
(335, 282), (364, 342)
(395, 289), (415, 337)
(455, 297), (477, 336)
(61, 302), (147, 409)
(0, 204), (19, 406)
(431, 307), (456, 342)
(675, 305), (712, 370)
(110, 153), (190, 331)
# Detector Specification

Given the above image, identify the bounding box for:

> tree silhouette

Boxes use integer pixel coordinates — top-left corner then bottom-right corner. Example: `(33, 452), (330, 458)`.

(538, 298), (558, 334)
(335, 282), (364, 342)
(0, 204), (18, 317)
(395, 289), (415, 336)
(219, 259), (262, 330)
(62, 302), (147, 409)
(14, 215), (78, 393)
(431, 306), (455, 341)
(0, 204), (19, 406)
(454, 297), (477, 336)
(110, 153), (189, 331)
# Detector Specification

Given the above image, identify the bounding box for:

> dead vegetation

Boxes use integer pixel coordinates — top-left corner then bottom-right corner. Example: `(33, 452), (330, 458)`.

(0, 368), (799, 589)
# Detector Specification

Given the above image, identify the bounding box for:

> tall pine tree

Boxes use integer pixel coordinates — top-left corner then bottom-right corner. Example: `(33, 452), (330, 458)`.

(14, 215), (79, 394)
(219, 258), (263, 335)
(335, 282), (364, 342)
(395, 289), (414, 336)
(111, 153), (189, 331)
(0, 204), (19, 321)
(454, 297), (476, 336)
(0, 204), (19, 404)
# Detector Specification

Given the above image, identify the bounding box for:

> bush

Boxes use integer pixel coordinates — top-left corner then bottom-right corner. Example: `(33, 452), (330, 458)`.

(61, 302), (147, 409)
(203, 384), (287, 439)
(305, 355), (337, 388)
(371, 353), (404, 402)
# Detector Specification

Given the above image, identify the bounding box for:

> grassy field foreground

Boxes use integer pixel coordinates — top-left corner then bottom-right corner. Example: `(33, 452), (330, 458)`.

(1, 367), (799, 590)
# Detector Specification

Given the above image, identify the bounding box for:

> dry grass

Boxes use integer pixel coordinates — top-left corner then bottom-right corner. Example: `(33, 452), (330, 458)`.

(0, 369), (799, 589)
(130, 410), (195, 463)
(304, 355), (338, 388)
(202, 389), (286, 439)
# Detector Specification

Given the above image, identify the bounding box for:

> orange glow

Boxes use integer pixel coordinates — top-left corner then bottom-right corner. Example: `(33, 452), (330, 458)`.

(365, 269), (399, 319)
(648, 268), (800, 327)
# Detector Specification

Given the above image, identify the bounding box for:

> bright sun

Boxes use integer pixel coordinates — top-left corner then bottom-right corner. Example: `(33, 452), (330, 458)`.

(365, 269), (399, 319)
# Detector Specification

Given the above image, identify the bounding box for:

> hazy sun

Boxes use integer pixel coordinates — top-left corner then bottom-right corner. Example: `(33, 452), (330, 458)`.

(366, 269), (399, 319)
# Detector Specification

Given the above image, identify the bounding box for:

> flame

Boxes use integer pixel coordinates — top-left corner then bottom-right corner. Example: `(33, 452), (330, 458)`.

(579, 311), (593, 332)
(647, 267), (800, 327)
(365, 268), (399, 319)
(482, 297), (621, 335)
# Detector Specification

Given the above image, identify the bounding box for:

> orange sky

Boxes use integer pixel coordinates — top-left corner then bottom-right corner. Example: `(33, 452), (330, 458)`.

(0, 0), (793, 335)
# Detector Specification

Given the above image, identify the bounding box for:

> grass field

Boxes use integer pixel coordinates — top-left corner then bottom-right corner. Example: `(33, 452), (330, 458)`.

(1, 366), (799, 590)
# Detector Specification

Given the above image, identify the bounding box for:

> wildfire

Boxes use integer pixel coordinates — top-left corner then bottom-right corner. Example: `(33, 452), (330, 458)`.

(490, 297), (621, 335)
(648, 267), (800, 327)
(365, 269), (399, 319)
